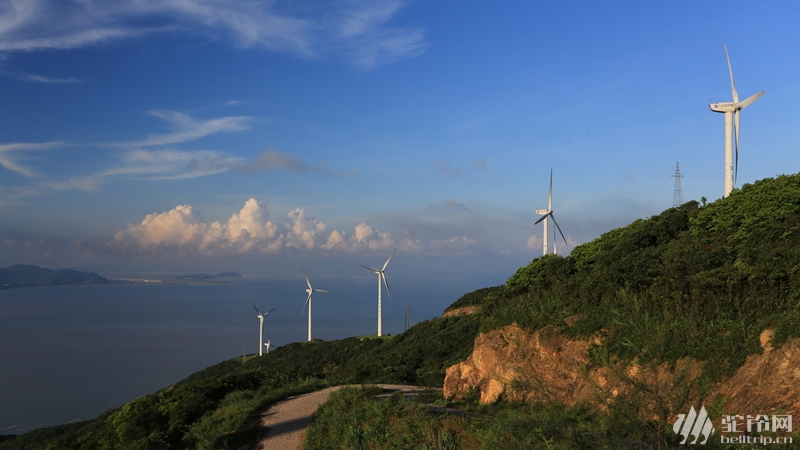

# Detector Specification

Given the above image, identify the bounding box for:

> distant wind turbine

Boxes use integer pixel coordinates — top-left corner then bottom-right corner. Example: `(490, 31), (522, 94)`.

(263, 327), (274, 354)
(534, 168), (567, 255)
(253, 305), (275, 356)
(361, 249), (396, 337)
(709, 44), (764, 198)
(302, 268), (329, 342)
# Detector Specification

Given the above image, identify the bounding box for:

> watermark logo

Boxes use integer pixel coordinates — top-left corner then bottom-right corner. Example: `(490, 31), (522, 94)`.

(673, 406), (714, 445)
(673, 406), (793, 445)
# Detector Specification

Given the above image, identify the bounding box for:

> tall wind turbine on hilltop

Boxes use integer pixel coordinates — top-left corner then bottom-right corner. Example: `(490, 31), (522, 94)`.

(361, 249), (396, 337)
(302, 268), (329, 342)
(709, 44), (764, 198)
(253, 305), (275, 356)
(535, 168), (567, 255)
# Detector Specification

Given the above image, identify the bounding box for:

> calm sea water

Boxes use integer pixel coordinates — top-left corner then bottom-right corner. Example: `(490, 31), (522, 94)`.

(0, 274), (493, 433)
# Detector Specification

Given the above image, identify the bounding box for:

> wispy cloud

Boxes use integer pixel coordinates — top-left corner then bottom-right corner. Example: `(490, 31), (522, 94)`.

(236, 150), (358, 178)
(432, 161), (463, 177)
(23, 74), (83, 84)
(47, 149), (240, 190)
(0, 0), (426, 68)
(120, 111), (251, 148)
(0, 141), (63, 176)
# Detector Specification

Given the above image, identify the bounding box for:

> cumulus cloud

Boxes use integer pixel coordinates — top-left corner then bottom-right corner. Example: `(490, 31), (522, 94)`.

(526, 235), (542, 251)
(110, 199), (428, 255)
(0, 0), (426, 68)
(429, 235), (478, 256)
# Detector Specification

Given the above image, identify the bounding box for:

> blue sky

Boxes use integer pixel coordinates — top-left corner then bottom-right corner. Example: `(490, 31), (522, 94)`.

(1, 0), (799, 279)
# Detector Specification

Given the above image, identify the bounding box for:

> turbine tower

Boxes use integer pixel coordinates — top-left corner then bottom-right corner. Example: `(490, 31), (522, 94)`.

(361, 249), (396, 337)
(709, 45), (764, 197)
(535, 168), (567, 255)
(253, 305), (275, 356)
(301, 268), (329, 342)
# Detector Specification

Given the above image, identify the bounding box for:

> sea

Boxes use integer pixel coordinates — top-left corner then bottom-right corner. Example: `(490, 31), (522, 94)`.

(0, 273), (499, 434)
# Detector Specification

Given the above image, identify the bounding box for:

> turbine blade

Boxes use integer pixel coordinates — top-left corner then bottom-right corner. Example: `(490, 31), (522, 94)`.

(724, 44), (739, 104)
(302, 268), (313, 290)
(534, 213), (550, 225)
(738, 90), (764, 109)
(550, 214), (568, 246)
(302, 293), (312, 313)
(252, 304), (261, 315)
(548, 168), (553, 210)
(382, 273), (393, 302)
(314, 289), (330, 293)
(361, 264), (380, 273)
(265, 308), (275, 316)
(734, 111), (740, 184)
(382, 248), (397, 271)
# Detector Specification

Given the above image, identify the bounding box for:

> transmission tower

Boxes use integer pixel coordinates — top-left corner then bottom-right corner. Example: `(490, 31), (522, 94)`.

(673, 162), (684, 207)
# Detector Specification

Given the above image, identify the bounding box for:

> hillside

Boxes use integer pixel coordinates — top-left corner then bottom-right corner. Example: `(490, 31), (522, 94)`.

(0, 264), (110, 289)
(4, 174), (800, 448)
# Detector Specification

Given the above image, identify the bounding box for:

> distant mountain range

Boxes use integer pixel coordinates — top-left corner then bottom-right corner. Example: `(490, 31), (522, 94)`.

(0, 264), (110, 289)
(172, 271), (242, 280)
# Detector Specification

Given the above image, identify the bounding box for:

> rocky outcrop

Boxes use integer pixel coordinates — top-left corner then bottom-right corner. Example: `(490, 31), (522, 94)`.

(715, 330), (800, 415)
(444, 324), (800, 418)
(441, 306), (480, 317)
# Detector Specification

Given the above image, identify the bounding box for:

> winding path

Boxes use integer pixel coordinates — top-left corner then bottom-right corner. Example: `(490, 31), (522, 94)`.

(256, 385), (428, 450)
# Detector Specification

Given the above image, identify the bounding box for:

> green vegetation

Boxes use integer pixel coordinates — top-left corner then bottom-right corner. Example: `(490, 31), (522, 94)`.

(307, 386), (749, 449)
(6, 174), (800, 449)
(477, 175), (800, 381)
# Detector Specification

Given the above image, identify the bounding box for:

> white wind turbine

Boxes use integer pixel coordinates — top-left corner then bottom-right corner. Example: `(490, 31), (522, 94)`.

(263, 327), (274, 354)
(302, 268), (329, 342)
(534, 168), (567, 255)
(361, 249), (396, 337)
(709, 44), (764, 198)
(253, 305), (275, 357)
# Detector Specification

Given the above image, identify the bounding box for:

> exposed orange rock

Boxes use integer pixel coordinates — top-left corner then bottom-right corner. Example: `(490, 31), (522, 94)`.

(444, 324), (800, 420)
(441, 306), (480, 317)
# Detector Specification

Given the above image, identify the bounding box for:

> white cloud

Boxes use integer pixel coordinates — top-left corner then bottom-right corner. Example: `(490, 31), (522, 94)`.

(23, 74), (83, 83)
(47, 149), (240, 190)
(526, 235), (542, 251)
(0, 141), (63, 176)
(0, 0), (426, 68)
(111, 199), (428, 255)
(123, 111), (251, 147)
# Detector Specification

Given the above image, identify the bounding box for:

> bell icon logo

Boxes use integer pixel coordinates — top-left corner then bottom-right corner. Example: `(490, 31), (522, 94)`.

(673, 406), (715, 445)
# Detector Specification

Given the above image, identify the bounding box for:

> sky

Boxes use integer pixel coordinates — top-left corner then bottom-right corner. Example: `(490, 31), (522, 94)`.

(1, 0), (800, 281)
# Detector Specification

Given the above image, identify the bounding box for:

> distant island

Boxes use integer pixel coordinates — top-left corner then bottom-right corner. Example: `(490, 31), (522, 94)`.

(0, 264), (110, 289)
(172, 271), (242, 281)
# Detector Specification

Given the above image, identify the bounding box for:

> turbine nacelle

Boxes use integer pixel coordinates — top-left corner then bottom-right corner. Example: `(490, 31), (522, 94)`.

(709, 102), (737, 113)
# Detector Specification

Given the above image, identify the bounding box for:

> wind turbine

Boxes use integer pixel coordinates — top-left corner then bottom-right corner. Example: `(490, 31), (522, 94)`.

(253, 305), (275, 356)
(534, 168), (567, 255)
(263, 327), (274, 354)
(361, 249), (396, 337)
(302, 268), (329, 342)
(709, 44), (764, 198)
